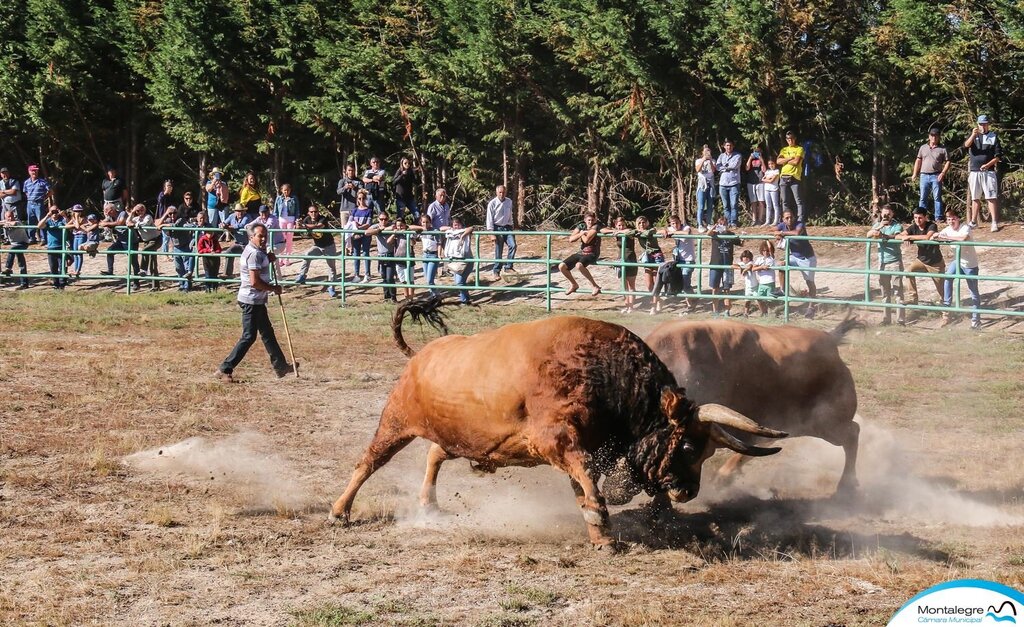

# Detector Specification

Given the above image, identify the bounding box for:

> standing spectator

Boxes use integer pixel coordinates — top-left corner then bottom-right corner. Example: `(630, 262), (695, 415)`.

(964, 114), (1001, 232)
(897, 207), (945, 309)
(866, 204), (906, 325)
(734, 250), (757, 316)
(221, 203), (253, 279)
(443, 215), (475, 305)
(931, 209), (981, 329)
(0, 167), (23, 225)
(751, 240), (777, 316)
(602, 216), (640, 313)
(179, 190), (202, 221)
(745, 145), (767, 226)
(762, 159), (781, 227)
(694, 145), (716, 232)
(195, 211), (222, 291)
(913, 127), (950, 223)
(36, 205), (67, 289)
(392, 157), (419, 221)
(128, 203), (162, 290)
(426, 187), (451, 229)
(204, 168), (230, 228)
(708, 217), (740, 316)
(253, 205), (284, 275)
(365, 210), (399, 302)
(633, 215), (664, 295)
(777, 130), (806, 223)
(239, 171), (262, 215)
(336, 163), (362, 216)
(652, 214), (696, 314)
(102, 165), (129, 213)
(274, 183), (301, 265)
(156, 179), (176, 254)
(294, 204), (338, 298)
(1, 206), (30, 288)
(557, 211), (602, 296)
(23, 165), (51, 244)
(362, 157), (387, 211)
(350, 189), (375, 282)
(156, 205), (195, 292)
(67, 204), (88, 279)
(715, 139), (742, 228)
(390, 215), (420, 300)
(485, 184), (516, 280)
(99, 202), (132, 277)
(775, 209), (818, 318)
(417, 213), (443, 295)
(216, 223), (295, 382)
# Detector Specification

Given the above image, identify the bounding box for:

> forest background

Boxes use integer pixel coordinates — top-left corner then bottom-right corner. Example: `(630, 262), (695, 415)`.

(1, 0), (1022, 226)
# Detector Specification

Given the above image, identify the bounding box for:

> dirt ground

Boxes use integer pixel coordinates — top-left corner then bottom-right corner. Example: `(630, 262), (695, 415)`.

(1, 227), (1023, 626)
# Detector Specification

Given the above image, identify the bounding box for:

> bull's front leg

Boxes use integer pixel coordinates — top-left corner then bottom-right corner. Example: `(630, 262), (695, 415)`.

(562, 451), (618, 552)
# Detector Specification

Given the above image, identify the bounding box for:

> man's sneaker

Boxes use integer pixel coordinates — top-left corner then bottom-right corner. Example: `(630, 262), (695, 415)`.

(968, 221), (977, 228)
(294, 275), (306, 285)
(327, 286), (337, 298)
(991, 224), (1000, 233)
(215, 370), (234, 383)
(275, 363), (297, 378)
(804, 306), (816, 319)
(940, 313), (954, 328)
(15, 284), (28, 290)
(1, 269), (9, 276)
(99, 270), (113, 276)
(971, 319), (981, 330)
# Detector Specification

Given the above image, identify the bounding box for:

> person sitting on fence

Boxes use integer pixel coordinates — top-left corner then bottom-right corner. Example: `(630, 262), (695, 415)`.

(99, 202), (131, 277)
(1, 206), (30, 289)
(195, 211), (222, 291)
(294, 203), (338, 298)
(128, 203), (163, 291)
(443, 215), (475, 305)
(752, 240), (777, 316)
(37, 204), (67, 290)
(558, 211), (602, 296)
(364, 209), (399, 303)
(866, 203), (906, 325)
(157, 205), (196, 292)
(220, 203), (253, 280)
(896, 206), (945, 310)
(81, 214), (102, 259)
(601, 216), (639, 313)
(930, 208), (982, 330)
(775, 209), (818, 319)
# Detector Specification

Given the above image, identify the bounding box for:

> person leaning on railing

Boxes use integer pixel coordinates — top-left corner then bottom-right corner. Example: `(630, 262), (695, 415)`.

(128, 203), (163, 291)
(36, 204), (67, 290)
(195, 211), (222, 292)
(896, 206), (945, 309)
(557, 211), (602, 297)
(294, 203), (338, 297)
(99, 202), (131, 277)
(601, 216), (640, 313)
(156, 205), (196, 292)
(930, 208), (982, 330)
(220, 203), (253, 280)
(866, 204), (906, 326)
(1, 206), (30, 289)
(443, 215), (475, 305)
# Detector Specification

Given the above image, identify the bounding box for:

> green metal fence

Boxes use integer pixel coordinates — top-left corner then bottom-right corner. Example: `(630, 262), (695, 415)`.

(2, 223), (1021, 323)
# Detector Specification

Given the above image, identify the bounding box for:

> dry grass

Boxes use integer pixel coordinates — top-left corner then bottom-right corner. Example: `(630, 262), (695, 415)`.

(0, 287), (1021, 625)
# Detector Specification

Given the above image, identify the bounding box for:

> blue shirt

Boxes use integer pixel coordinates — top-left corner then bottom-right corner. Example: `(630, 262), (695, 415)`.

(225, 213), (252, 246)
(427, 201), (450, 229)
(43, 217), (66, 249)
(23, 177), (50, 204)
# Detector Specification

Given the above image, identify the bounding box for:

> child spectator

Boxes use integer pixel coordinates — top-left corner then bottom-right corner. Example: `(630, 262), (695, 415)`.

(734, 250), (757, 316)
(350, 189), (375, 283)
(417, 213), (444, 295)
(196, 211), (222, 292)
(557, 211), (602, 296)
(443, 216), (475, 304)
(390, 216), (420, 300)
(82, 214), (102, 259)
(752, 240), (777, 316)
(763, 159), (781, 227)
(601, 216), (639, 313)
(365, 210), (399, 302)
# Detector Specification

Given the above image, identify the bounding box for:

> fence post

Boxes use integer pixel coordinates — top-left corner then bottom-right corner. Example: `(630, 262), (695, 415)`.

(864, 239), (872, 307)
(782, 238), (790, 322)
(126, 228), (133, 295)
(545, 234), (552, 313)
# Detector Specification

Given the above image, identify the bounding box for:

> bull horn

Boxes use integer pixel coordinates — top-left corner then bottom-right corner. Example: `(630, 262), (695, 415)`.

(697, 404), (788, 438)
(710, 424), (783, 457)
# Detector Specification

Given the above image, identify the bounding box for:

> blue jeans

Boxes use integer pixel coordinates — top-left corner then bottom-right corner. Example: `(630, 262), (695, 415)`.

(46, 250), (65, 288)
(173, 246), (193, 290)
(26, 202), (43, 242)
(352, 235), (372, 278)
(943, 263), (980, 321)
(492, 227), (517, 273)
(453, 261), (473, 303)
(919, 173), (944, 222)
(719, 185), (739, 225)
(395, 197), (419, 221)
(5, 242), (28, 285)
(379, 260), (397, 300)
(423, 251), (440, 295)
(71, 233), (87, 274)
(696, 188), (713, 227)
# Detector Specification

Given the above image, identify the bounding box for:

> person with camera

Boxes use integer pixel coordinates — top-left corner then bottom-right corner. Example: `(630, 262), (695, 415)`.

(715, 139), (742, 228)
(127, 203), (163, 291)
(36, 204), (67, 289)
(99, 202), (132, 277)
(392, 156), (419, 221)
(336, 163), (362, 216)
(746, 145), (767, 226)
(239, 171), (262, 215)
(204, 167), (230, 231)
(217, 222), (295, 382)
(1, 206), (31, 289)
(964, 115), (1001, 232)
(156, 205), (196, 292)
(777, 130), (806, 223)
(361, 157), (387, 211)
(694, 145), (716, 232)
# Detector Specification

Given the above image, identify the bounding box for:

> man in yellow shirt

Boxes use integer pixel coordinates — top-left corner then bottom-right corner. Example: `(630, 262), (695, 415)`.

(777, 130), (806, 222)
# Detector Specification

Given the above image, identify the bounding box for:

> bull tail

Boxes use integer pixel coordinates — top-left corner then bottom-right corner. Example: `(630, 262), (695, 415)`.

(830, 311), (866, 344)
(392, 295), (451, 357)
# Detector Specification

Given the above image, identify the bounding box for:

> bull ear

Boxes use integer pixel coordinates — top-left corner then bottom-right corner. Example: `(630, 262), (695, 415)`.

(660, 386), (689, 427)
(697, 404), (788, 438)
(710, 424), (783, 457)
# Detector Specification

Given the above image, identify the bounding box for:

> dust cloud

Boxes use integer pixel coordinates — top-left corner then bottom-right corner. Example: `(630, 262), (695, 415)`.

(708, 417), (1022, 527)
(124, 432), (314, 513)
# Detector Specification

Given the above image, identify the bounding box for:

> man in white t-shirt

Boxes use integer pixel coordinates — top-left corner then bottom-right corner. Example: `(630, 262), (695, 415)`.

(217, 223), (295, 381)
(929, 209), (981, 329)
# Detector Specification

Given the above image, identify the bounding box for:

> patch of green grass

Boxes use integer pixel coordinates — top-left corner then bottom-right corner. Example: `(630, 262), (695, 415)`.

(475, 614), (535, 627)
(290, 603), (376, 626)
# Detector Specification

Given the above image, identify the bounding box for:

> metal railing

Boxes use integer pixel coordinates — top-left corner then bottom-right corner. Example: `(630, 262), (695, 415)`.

(1, 223), (1021, 323)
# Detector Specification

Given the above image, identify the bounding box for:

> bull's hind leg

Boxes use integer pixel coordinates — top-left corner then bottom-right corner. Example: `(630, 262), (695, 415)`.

(419, 443), (453, 510)
(329, 420), (415, 524)
(825, 420), (860, 495)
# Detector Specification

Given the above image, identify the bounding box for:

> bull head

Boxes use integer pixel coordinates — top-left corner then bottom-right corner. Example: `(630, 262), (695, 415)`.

(627, 387), (788, 504)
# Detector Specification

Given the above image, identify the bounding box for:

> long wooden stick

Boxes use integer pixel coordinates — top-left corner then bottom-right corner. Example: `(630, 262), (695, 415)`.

(271, 263), (299, 378)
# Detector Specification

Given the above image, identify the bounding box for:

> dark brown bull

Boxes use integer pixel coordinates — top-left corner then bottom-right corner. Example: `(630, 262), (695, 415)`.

(329, 298), (787, 549)
(644, 316), (863, 495)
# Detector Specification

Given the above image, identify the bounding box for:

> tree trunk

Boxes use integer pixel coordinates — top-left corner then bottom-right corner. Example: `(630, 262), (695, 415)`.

(129, 105), (139, 205)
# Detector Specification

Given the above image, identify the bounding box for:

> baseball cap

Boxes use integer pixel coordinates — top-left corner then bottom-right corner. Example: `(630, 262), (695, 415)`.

(258, 204), (270, 214)
(977, 114), (990, 124)
(71, 204), (84, 212)
(87, 214), (98, 221)
(0, 167), (8, 174)
(28, 164), (39, 172)
(928, 127), (941, 136)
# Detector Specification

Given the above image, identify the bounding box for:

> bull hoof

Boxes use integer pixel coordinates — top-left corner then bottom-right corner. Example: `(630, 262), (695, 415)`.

(326, 511), (350, 526)
(593, 540), (625, 555)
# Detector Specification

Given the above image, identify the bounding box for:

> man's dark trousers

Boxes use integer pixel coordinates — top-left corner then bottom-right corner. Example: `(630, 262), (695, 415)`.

(220, 303), (288, 374)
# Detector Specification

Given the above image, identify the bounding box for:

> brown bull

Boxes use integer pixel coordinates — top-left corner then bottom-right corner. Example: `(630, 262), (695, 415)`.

(329, 298), (787, 549)
(644, 316), (863, 495)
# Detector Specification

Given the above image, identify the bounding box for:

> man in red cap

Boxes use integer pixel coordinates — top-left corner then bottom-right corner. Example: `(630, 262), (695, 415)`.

(23, 165), (51, 244)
